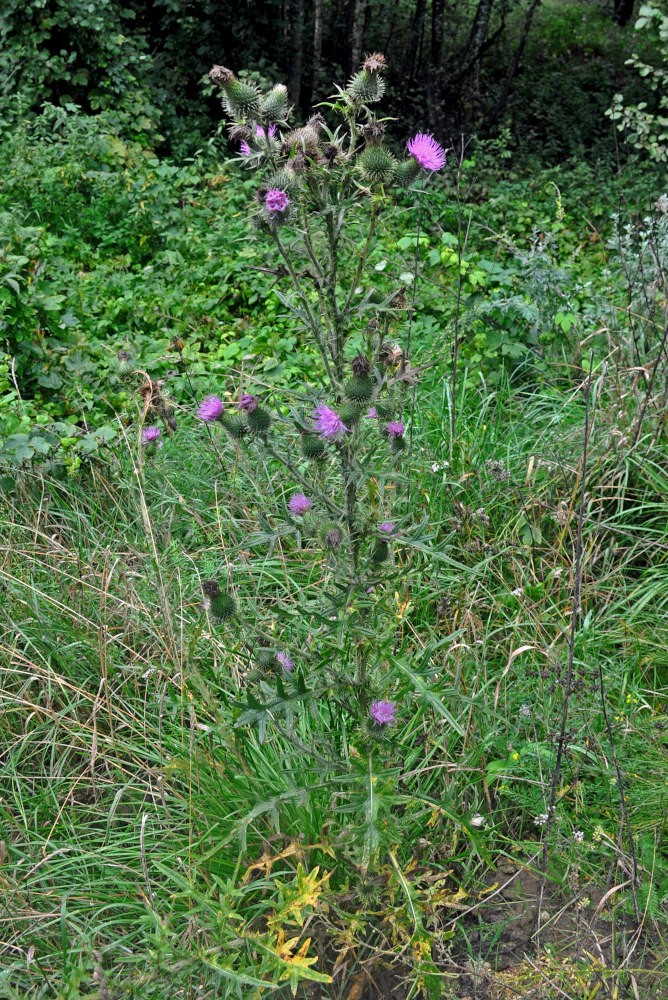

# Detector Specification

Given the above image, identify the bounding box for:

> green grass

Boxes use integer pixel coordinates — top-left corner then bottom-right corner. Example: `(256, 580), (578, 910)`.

(1, 361), (666, 998)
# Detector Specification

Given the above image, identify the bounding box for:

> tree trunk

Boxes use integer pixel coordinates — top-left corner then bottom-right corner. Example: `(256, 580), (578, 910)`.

(350, 0), (366, 73)
(288, 0), (304, 109)
(613, 0), (636, 26)
(405, 0), (428, 84)
(462, 0), (494, 96)
(312, 0), (323, 99)
(494, 0), (540, 118)
(431, 0), (445, 67)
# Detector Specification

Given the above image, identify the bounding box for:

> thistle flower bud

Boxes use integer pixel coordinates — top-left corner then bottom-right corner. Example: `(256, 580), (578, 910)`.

(338, 403), (362, 427)
(371, 539), (389, 563)
(351, 354), (372, 377)
(116, 350), (133, 380)
(261, 83), (288, 122)
(247, 405), (272, 435)
(348, 70), (386, 105)
(344, 375), (375, 405)
(222, 413), (248, 440)
(256, 648), (278, 669)
(359, 145), (395, 183)
(223, 79), (262, 120)
(301, 435), (326, 460)
(363, 120), (386, 146)
(390, 434), (406, 453)
(209, 591), (237, 621)
(394, 158), (421, 186)
(374, 401), (393, 421)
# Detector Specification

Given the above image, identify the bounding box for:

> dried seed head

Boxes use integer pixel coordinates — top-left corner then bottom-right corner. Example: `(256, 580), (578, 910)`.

(209, 65), (235, 86)
(391, 287), (408, 309)
(307, 113), (326, 132)
(363, 120), (386, 146)
(362, 53), (387, 74)
(201, 579), (221, 598)
(351, 354), (372, 377)
(117, 349), (131, 362)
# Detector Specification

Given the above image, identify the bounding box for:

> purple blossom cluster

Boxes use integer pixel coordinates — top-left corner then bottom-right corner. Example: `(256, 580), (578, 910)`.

(370, 700), (397, 725)
(313, 405), (349, 440)
(288, 492), (312, 515)
(276, 652), (293, 672)
(142, 426), (163, 447)
(407, 133), (446, 172)
(265, 188), (290, 213)
(238, 393), (258, 413)
(197, 395), (224, 422)
(385, 421), (405, 439)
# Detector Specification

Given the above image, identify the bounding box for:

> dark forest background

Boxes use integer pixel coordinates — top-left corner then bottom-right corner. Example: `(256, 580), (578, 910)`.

(0, 0), (659, 162)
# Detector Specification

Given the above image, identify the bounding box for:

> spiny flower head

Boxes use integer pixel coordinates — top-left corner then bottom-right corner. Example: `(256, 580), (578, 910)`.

(407, 133), (446, 172)
(240, 124), (277, 156)
(371, 699), (397, 725)
(265, 188), (290, 212)
(142, 426), (162, 446)
(197, 395), (224, 421)
(379, 522), (396, 535)
(288, 492), (312, 515)
(365, 407), (377, 419)
(238, 393), (258, 413)
(277, 652), (293, 672)
(314, 404), (349, 440)
(386, 420), (405, 439)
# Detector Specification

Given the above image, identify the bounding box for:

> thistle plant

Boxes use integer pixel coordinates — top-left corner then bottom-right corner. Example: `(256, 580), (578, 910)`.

(196, 57), (447, 872)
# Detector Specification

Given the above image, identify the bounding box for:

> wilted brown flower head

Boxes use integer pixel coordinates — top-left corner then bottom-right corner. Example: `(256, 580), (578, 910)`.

(209, 65), (235, 86)
(362, 53), (387, 74)
(367, 318), (380, 332)
(379, 341), (403, 367)
(227, 123), (252, 142)
(307, 113), (326, 133)
(320, 142), (341, 166)
(324, 528), (342, 550)
(391, 287), (408, 309)
(289, 150), (309, 172)
(201, 579), (221, 597)
(351, 354), (372, 377)
(254, 185), (269, 203)
(363, 120), (386, 146)
(117, 349), (131, 362)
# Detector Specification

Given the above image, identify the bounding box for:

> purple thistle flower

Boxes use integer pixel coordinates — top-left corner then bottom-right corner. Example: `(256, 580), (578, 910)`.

(371, 699), (397, 725)
(386, 420), (405, 439)
(288, 492), (312, 515)
(365, 407), (378, 419)
(265, 188), (290, 212)
(407, 133), (446, 172)
(256, 124), (277, 139)
(379, 522), (395, 536)
(197, 395), (224, 421)
(239, 140), (252, 156)
(313, 404), (350, 441)
(142, 426), (163, 448)
(238, 393), (258, 413)
(277, 651), (293, 672)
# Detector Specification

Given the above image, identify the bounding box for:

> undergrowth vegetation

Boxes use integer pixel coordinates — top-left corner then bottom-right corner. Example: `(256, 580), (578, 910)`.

(1, 37), (668, 1000)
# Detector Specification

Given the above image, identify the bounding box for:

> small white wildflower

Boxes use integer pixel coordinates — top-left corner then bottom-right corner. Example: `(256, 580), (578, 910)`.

(573, 830), (585, 842)
(431, 462), (442, 473)
(511, 587), (524, 597)
(470, 814), (486, 828)
(519, 704), (531, 718)
(534, 813), (549, 827)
